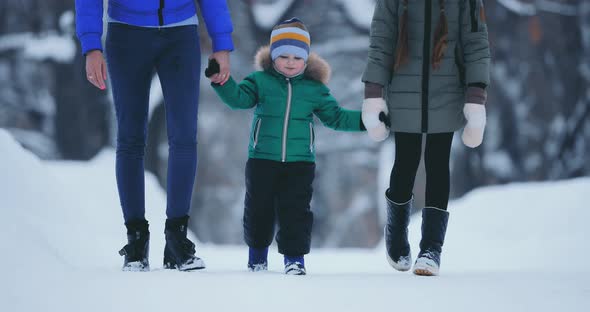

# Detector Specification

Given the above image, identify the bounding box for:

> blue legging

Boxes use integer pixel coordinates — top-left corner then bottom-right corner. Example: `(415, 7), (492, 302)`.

(106, 23), (201, 222)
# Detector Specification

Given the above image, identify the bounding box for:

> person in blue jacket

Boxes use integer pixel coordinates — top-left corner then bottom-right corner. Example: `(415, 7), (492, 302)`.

(75, 0), (234, 272)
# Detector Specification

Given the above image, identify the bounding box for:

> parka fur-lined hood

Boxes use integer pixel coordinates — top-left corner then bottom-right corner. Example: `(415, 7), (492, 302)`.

(254, 46), (331, 85)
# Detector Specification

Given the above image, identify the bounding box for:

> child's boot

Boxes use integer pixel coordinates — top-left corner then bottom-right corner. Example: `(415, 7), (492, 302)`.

(248, 247), (269, 271)
(385, 189), (412, 271)
(413, 207), (449, 276)
(284, 255), (306, 275)
(163, 216), (206, 271)
(119, 219), (150, 272)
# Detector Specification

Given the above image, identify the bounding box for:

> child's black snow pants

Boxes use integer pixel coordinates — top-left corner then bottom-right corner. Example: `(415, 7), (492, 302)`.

(243, 158), (315, 256)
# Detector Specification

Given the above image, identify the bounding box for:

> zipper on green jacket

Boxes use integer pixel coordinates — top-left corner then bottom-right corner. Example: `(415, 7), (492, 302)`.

(309, 122), (314, 153)
(253, 118), (262, 149)
(421, 0), (433, 133)
(281, 78), (293, 162)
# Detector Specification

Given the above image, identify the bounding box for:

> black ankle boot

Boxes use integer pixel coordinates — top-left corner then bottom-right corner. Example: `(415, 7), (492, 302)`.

(385, 189), (412, 271)
(164, 216), (205, 271)
(414, 207), (449, 276)
(119, 219), (150, 271)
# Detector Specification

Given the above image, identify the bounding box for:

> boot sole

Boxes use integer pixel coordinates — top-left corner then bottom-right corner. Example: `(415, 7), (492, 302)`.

(413, 258), (439, 276)
(163, 265), (206, 271)
(179, 266), (205, 271)
(164, 258), (206, 271)
(122, 261), (150, 272)
(285, 271), (306, 275)
(179, 262), (206, 271)
(413, 268), (435, 276)
(248, 263), (268, 272)
(386, 252), (411, 272)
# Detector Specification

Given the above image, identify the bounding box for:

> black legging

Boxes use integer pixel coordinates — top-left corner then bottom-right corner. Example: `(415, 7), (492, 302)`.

(389, 132), (454, 210)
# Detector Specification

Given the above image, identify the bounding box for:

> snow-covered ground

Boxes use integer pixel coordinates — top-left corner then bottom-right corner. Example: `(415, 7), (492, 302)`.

(0, 128), (588, 312)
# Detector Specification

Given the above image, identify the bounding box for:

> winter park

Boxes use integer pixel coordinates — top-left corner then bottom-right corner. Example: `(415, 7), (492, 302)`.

(1, 0), (589, 311)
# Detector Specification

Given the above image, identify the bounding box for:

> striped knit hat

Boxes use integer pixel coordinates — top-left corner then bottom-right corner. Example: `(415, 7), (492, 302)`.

(270, 17), (311, 62)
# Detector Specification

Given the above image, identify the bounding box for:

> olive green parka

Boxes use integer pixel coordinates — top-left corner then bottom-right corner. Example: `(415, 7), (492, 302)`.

(362, 0), (491, 133)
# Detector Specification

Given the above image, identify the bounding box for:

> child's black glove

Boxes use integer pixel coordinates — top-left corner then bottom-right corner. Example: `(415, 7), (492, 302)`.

(205, 58), (220, 78)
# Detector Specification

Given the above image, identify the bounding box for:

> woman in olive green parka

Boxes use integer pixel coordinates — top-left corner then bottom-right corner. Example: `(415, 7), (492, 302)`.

(210, 18), (364, 275)
(361, 0), (491, 276)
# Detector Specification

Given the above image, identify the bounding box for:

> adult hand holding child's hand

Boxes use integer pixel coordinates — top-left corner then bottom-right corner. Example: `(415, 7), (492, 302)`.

(362, 98), (390, 142)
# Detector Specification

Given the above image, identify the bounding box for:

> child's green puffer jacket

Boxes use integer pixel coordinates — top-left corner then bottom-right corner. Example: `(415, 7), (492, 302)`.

(213, 46), (363, 162)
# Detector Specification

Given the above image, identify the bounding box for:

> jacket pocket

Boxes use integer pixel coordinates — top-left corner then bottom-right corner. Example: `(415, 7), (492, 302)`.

(309, 122), (315, 153)
(252, 118), (262, 149)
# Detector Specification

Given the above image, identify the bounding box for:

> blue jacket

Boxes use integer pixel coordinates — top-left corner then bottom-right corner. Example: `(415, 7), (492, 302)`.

(75, 0), (234, 55)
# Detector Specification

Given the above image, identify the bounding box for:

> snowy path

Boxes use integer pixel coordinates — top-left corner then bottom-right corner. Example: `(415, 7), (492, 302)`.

(0, 130), (588, 312)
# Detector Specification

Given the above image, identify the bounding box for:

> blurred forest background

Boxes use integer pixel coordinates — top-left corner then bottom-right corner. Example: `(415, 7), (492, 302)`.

(0, 0), (588, 247)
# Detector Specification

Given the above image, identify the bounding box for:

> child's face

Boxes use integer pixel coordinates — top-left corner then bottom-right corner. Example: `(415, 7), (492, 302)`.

(274, 54), (306, 77)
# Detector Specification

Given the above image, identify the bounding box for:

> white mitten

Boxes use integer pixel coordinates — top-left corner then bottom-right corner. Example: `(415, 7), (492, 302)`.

(462, 103), (486, 148)
(362, 98), (389, 142)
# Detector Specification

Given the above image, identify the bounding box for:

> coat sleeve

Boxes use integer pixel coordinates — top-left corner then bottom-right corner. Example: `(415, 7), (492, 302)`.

(459, 0), (491, 86)
(75, 0), (104, 55)
(314, 87), (363, 132)
(361, 0), (398, 87)
(212, 73), (258, 109)
(197, 0), (234, 52)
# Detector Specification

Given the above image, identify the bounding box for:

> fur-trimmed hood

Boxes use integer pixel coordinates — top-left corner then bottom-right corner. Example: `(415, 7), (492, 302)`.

(254, 46), (331, 84)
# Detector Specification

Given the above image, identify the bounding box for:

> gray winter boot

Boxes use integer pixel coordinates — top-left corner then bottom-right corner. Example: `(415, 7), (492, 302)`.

(413, 207), (449, 276)
(385, 190), (412, 271)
